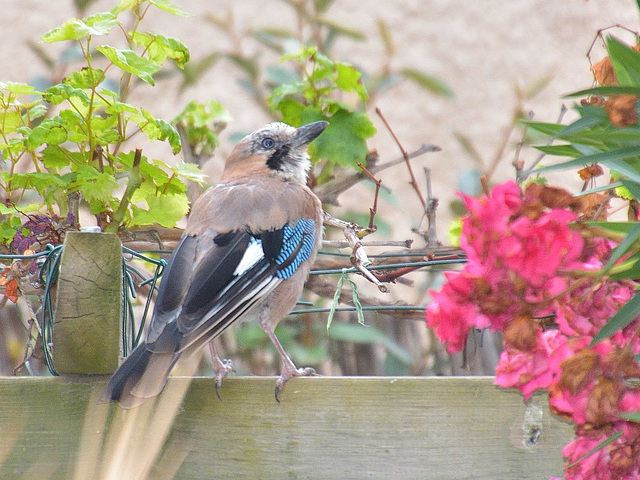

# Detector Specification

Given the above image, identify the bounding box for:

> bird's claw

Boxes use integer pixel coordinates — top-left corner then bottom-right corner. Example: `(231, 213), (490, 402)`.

(212, 358), (235, 401)
(274, 366), (316, 402)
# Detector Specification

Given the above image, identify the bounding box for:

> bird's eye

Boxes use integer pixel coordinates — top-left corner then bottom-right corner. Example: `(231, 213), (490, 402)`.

(261, 137), (275, 149)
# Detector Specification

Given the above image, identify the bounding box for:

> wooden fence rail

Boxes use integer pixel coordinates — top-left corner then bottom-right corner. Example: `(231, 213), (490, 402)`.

(0, 376), (573, 480)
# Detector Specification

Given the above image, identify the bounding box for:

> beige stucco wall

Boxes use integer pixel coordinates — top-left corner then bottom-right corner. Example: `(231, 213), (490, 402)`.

(1, 0), (638, 242)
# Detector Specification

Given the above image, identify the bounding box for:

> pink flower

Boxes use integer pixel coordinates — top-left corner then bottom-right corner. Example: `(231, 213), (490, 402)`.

(503, 210), (583, 287)
(494, 331), (553, 400)
(495, 329), (577, 400)
(563, 422), (640, 479)
(425, 179), (640, 480)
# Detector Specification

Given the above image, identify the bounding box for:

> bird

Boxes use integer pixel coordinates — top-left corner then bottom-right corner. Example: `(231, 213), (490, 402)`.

(99, 120), (328, 408)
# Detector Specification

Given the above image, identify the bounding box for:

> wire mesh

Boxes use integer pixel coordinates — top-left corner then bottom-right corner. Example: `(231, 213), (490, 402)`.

(0, 245), (166, 376)
(0, 245), (466, 376)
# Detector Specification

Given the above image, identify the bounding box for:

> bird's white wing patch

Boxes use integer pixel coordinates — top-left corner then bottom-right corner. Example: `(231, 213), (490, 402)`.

(233, 238), (264, 276)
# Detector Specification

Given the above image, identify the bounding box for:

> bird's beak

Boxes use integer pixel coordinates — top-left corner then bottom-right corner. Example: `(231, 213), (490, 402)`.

(293, 121), (329, 147)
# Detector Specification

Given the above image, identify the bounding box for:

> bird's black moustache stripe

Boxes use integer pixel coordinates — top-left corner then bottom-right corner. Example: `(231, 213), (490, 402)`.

(266, 144), (291, 171)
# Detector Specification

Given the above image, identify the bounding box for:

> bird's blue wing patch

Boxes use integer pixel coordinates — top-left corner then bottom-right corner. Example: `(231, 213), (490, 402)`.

(258, 218), (316, 279)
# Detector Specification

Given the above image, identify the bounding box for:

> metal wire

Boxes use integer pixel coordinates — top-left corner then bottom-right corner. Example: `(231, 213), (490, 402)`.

(290, 305), (427, 315)
(309, 258), (466, 276)
(36, 244), (64, 376)
(0, 244), (166, 376)
(0, 243), (463, 376)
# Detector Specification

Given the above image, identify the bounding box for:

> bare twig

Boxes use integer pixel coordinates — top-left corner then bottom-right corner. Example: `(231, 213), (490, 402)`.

(480, 175), (490, 196)
(323, 212), (388, 293)
(512, 110), (534, 179)
(423, 167), (441, 248)
(357, 162), (382, 229)
(323, 239), (413, 248)
(376, 107), (426, 209)
(316, 144), (440, 205)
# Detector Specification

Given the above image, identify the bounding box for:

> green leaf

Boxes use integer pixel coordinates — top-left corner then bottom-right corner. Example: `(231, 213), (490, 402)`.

(326, 269), (346, 331)
(105, 101), (138, 115)
(131, 108), (181, 153)
(534, 144), (582, 157)
(606, 36), (640, 87)
(44, 83), (91, 106)
(64, 68), (104, 89)
(174, 162), (207, 183)
(40, 145), (77, 170)
(0, 110), (23, 135)
(524, 121), (566, 137)
(41, 12), (119, 43)
(621, 178), (640, 199)
(274, 97), (305, 126)
(377, 17), (395, 56)
(585, 221), (640, 236)
(148, 0), (191, 17)
(310, 108), (376, 167)
(155, 118), (181, 154)
(131, 193), (189, 228)
(226, 54), (259, 80)
(0, 81), (42, 95)
(620, 411), (640, 422)
(131, 32), (190, 69)
(603, 221), (640, 271)
(73, 165), (119, 203)
(567, 430), (622, 468)
(561, 129), (640, 148)
(591, 291), (640, 345)
(268, 82), (305, 110)
(345, 274), (365, 326)
(111, 0), (138, 14)
(335, 63), (368, 101)
(557, 114), (606, 137)
(315, 17), (366, 41)
(566, 86), (640, 98)
(400, 68), (453, 98)
(5, 172), (66, 196)
(96, 46), (161, 85)
(58, 110), (89, 143)
(535, 146), (640, 180)
(28, 119), (68, 148)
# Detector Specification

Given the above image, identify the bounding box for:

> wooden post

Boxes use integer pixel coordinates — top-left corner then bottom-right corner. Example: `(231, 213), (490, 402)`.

(52, 231), (122, 374)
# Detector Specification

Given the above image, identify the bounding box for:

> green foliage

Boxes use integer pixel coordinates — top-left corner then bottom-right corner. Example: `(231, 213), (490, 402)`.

(0, 0), (205, 247)
(268, 46), (375, 172)
(527, 35), (640, 348)
(185, 1), (451, 184)
(173, 100), (231, 156)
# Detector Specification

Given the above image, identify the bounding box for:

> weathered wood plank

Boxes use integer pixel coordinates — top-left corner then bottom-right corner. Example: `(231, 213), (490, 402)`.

(0, 376), (574, 479)
(53, 231), (122, 374)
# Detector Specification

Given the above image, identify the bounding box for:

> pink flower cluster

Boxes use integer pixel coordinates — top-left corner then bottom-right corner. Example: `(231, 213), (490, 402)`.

(426, 180), (640, 479)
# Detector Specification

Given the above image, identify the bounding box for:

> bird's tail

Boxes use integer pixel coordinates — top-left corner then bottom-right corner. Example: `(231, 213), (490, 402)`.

(98, 342), (178, 408)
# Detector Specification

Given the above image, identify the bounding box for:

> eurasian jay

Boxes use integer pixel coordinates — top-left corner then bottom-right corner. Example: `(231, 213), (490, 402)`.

(99, 121), (327, 408)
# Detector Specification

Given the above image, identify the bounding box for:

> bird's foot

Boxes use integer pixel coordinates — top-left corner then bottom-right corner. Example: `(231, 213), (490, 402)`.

(274, 365), (316, 402)
(212, 357), (235, 400)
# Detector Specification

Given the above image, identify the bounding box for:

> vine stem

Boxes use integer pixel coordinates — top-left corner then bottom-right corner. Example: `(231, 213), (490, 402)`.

(105, 148), (143, 233)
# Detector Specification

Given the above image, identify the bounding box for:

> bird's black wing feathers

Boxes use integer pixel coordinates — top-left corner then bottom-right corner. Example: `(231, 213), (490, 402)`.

(147, 219), (315, 355)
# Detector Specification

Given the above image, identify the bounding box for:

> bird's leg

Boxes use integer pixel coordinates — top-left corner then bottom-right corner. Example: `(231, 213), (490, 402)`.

(208, 341), (235, 400)
(259, 319), (315, 402)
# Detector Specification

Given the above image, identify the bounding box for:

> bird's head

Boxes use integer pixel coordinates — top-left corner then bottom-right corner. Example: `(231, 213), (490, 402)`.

(221, 121), (328, 184)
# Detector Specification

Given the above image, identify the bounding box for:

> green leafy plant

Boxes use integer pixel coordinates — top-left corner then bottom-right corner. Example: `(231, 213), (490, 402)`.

(181, 0), (451, 186)
(0, 0), (208, 250)
(269, 45), (376, 182)
(526, 35), (640, 332)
